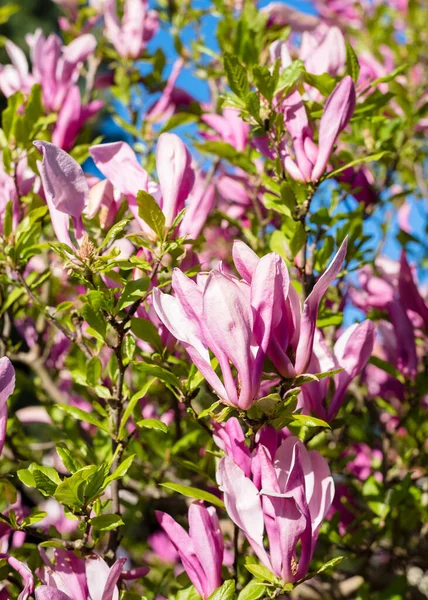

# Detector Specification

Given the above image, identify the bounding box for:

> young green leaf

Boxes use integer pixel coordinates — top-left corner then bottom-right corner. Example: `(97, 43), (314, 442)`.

(136, 190), (165, 239)
(207, 580), (236, 600)
(160, 483), (225, 509)
(224, 53), (249, 99)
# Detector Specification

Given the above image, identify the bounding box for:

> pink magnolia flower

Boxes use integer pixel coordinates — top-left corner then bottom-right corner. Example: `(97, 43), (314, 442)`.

(312, 0), (368, 27)
(345, 443), (382, 482)
(232, 237), (348, 378)
(36, 549), (143, 600)
(201, 108), (250, 153)
(148, 531), (179, 564)
(156, 502), (224, 599)
(300, 25), (346, 77)
(337, 165), (377, 207)
(262, 2), (320, 31)
(301, 320), (376, 421)
(0, 32), (101, 150)
(1, 556), (34, 600)
(0, 158), (36, 235)
(350, 254), (426, 378)
(153, 249), (286, 409)
(90, 134), (213, 237)
(281, 77), (356, 182)
(0, 357), (15, 456)
(27, 30), (95, 111)
(52, 85), (104, 151)
(146, 59), (197, 125)
(0, 495), (28, 553)
(103, 0), (159, 59)
(217, 436), (334, 584)
(34, 141), (89, 248)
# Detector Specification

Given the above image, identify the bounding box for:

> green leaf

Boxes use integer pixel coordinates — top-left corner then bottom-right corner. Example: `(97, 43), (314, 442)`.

(25, 84), (43, 131)
(346, 43), (360, 82)
(316, 556), (344, 574)
(237, 581), (267, 600)
(118, 378), (156, 439)
(326, 152), (391, 179)
(290, 414), (330, 429)
(368, 64), (409, 87)
(198, 401), (221, 419)
(82, 303), (107, 340)
(117, 277), (150, 312)
(57, 404), (110, 433)
(368, 356), (405, 383)
(3, 200), (13, 239)
(55, 466), (96, 509)
(207, 580), (235, 600)
(136, 418), (168, 433)
(160, 483), (225, 509)
(136, 190), (165, 239)
(313, 368), (344, 380)
(94, 385), (113, 399)
(303, 72), (337, 96)
(224, 53), (249, 99)
(244, 564), (278, 584)
(275, 60), (305, 95)
(87, 356), (102, 387)
(176, 586), (201, 600)
(56, 443), (81, 474)
(246, 92), (261, 123)
(0, 3), (20, 24)
(2, 91), (24, 140)
(253, 65), (276, 102)
(99, 219), (131, 248)
(0, 287), (25, 315)
(17, 464), (61, 496)
(90, 514), (124, 531)
(294, 373), (320, 385)
(21, 511), (47, 527)
(316, 314), (343, 328)
(84, 463), (110, 503)
(39, 540), (65, 548)
(105, 454), (136, 486)
(134, 362), (181, 389)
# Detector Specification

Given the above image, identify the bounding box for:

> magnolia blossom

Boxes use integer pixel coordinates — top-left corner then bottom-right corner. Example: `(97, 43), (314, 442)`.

(281, 77), (356, 182)
(350, 253), (427, 378)
(201, 108), (250, 153)
(90, 134), (213, 238)
(0, 158), (36, 235)
(300, 25), (346, 77)
(153, 249), (286, 409)
(156, 502), (224, 599)
(103, 0), (159, 59)
(0, 357), (15, 456)
(52, 85), (103, 151)
(301, 320), (376, 421)
(35, 549), (147, 600)
(217, 435), (334, 583)
(262, 2), (320, 31)
(1, 556), (34, 600)
(0, 31), (102, 149)
(232, 238), (348, 378)
(34, 141), (89, 248)
(0, 30), (96, 111)
(146, 59), (197, 124)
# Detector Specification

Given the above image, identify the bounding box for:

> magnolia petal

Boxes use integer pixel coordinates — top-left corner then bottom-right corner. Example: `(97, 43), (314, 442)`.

(295, 237), (347, 374)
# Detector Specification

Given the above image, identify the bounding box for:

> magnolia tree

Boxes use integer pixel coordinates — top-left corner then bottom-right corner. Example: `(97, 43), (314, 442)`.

(0, 0), (427, 598)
